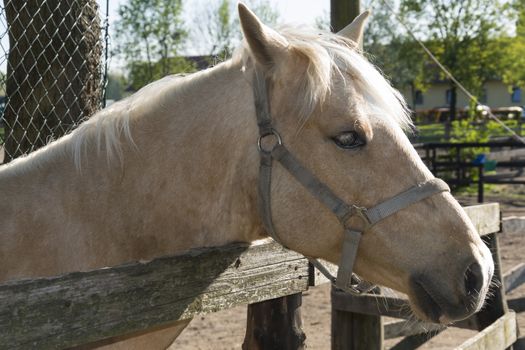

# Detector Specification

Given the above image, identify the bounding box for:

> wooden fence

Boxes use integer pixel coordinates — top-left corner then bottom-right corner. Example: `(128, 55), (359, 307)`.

(415, 141), (525, 202)
(0, 203), (523, 349)
(331, 203), (525, 349)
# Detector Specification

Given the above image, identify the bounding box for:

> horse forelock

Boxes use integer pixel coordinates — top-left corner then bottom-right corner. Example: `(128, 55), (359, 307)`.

(235, 26), (413, 132)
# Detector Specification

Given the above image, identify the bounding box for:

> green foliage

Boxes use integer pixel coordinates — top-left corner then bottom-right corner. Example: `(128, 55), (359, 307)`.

(360, 1), (433, 108)
(500, 0), (525, 88)
(400, 0), (509, 101)
(449, 118), (519, 181)
(113, 0), (191, 89)
(105, 74), (127, 101)
(193, 0), (279, 60)
(128, 57), (196, 91)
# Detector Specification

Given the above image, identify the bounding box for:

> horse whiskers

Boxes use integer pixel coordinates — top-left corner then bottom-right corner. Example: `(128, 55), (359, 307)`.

(489, 277), (502, 289)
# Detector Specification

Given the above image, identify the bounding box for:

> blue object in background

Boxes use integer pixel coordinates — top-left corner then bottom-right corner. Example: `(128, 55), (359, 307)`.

(473, 154), (486, 165)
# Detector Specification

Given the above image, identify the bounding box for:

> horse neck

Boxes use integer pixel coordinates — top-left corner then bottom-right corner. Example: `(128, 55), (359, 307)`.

(0, 61), (264, 281)
(144, 62), (264, 245)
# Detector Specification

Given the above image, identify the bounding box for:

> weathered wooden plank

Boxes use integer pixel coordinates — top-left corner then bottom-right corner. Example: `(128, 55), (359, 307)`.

(463, 203), (500, 236)
(331, 286), (383, 350)
(504, 262), (525, 294)
(0, 240), (309, 349)
(331, 289), (412, 319)
(473, 232), (508, 330)
(390, 332), (442, 350)
(243, 293), (305, 350)
(331, 290), (477, 330)
(384, 319), (445, 339)
(308, 259), (337, 286)
(455, 311), (517, 350)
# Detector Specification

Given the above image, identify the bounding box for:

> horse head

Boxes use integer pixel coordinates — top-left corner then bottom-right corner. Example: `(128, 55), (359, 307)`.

(238, 3), (494, 323)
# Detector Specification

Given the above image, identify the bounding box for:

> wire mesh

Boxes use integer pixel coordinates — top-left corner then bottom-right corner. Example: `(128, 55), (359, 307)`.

(0, 0), (109, 163)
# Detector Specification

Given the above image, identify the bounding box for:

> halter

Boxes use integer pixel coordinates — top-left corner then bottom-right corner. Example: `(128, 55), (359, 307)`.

(252, 69), (450, 294)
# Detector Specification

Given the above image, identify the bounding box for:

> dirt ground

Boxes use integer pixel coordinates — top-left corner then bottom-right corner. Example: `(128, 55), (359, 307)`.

(173, 187), (525, 349)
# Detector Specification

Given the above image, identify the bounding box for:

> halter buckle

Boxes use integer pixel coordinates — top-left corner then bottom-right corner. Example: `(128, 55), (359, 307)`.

(257, 129), (283, 154)
(341, 205), (371, 230)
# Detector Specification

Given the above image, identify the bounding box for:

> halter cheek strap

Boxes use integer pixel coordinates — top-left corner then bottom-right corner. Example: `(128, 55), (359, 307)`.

(252, 70), (450, 294)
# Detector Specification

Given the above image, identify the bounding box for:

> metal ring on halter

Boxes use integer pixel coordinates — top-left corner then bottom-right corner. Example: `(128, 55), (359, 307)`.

(257, 129), (283, 153)
(340, 205), (371, 230)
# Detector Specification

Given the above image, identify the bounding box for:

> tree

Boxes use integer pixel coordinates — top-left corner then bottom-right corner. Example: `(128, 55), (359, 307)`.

(360, 1), (430, 110)
(113, 0), (193, 89)
(4, 0), (102, 161)
(315, 1), (429, 109)
(400, 0), (508, 132)
(190, 0), (279, 60)
(105, 74), (127, 102)
(500, 0), (525, 89)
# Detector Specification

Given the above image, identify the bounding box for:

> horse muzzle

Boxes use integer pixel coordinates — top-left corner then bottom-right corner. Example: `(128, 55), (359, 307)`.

(408, 256), (494, 323)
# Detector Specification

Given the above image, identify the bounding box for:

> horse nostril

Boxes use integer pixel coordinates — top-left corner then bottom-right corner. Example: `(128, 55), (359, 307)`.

(464, 262), (483, 297)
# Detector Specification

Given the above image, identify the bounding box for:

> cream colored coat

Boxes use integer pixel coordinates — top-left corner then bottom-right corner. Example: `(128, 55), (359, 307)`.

(0, 4), (493, 349)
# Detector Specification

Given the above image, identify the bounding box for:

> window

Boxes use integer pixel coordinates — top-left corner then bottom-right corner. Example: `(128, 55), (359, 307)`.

(479, 88), (488, 104)
(414, 90), (424, 105)
(511, 87), (522, 103)
(446, 89), (452, 105)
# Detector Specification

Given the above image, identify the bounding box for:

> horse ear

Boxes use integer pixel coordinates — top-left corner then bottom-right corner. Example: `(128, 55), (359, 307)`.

(238, 2), (288, 68)
(337, 11), (370, 45)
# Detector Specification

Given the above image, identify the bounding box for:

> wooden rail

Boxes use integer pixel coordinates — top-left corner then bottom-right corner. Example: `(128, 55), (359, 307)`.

(0, 202), (519, 350)
(415, 141), (525, 202)
(0, 240), (308, 349)
(456, 312), (517, 350)
(332, 202), (525, 350)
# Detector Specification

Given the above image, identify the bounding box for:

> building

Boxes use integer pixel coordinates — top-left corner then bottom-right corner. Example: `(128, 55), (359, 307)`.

(402, 79), (523, 116)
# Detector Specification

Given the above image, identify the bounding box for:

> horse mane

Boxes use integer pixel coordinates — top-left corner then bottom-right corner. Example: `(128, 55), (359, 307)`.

(70, 74), (188, 170)
(3, 26), (411, 174)
(235, 26), (412, 132)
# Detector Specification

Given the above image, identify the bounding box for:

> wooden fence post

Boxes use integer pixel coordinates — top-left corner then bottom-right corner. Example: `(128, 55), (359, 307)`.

(473, 231), (508, 330)
(331, 286), (383, 350)
(478, 165), (484, 203)
(243, 293), (306, 350)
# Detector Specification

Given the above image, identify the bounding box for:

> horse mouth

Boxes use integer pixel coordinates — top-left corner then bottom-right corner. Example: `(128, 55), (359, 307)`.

(409, 280), (444, 323)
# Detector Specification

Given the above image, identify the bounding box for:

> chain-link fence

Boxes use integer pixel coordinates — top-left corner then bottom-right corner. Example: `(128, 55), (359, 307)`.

(0, 0), (109, 163)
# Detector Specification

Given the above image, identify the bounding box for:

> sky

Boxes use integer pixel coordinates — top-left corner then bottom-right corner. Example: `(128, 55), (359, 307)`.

(101, 0), (329, 28)
(95, 0), (331, 71)
(0, 0), (331, 74)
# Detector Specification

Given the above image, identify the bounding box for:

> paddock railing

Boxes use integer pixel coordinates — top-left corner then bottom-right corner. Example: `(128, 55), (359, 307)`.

(415, 141), (525, 202)
(0, 203), (523, 349)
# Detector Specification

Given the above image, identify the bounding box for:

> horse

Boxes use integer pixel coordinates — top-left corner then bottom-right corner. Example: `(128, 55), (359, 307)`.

(0, 3), (494, 349)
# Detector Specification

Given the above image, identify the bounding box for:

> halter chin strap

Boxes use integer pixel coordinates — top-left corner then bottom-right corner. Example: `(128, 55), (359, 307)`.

(252, 70), (450, 294)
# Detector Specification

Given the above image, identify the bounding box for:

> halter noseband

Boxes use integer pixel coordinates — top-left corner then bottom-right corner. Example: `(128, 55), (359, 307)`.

(252, 69), (450, 294)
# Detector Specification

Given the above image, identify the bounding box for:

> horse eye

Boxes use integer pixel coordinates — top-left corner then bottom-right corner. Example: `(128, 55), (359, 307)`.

(332, 131), (365, 150)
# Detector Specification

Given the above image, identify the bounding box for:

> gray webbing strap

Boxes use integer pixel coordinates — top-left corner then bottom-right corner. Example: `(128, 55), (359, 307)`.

(258, 152), (279, 240)
(366, 178), (450, 225)
(272, 144), (352, 223)
(253, 69), (273, 136)
(336, 229), (362, 290)
(251, 69), (450, 294)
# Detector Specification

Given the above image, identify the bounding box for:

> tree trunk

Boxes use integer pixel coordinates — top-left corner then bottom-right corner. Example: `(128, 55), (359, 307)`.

(3, 0), (102, 162)
(331, 0), (360, 32)
(410, 81), (416, 112)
